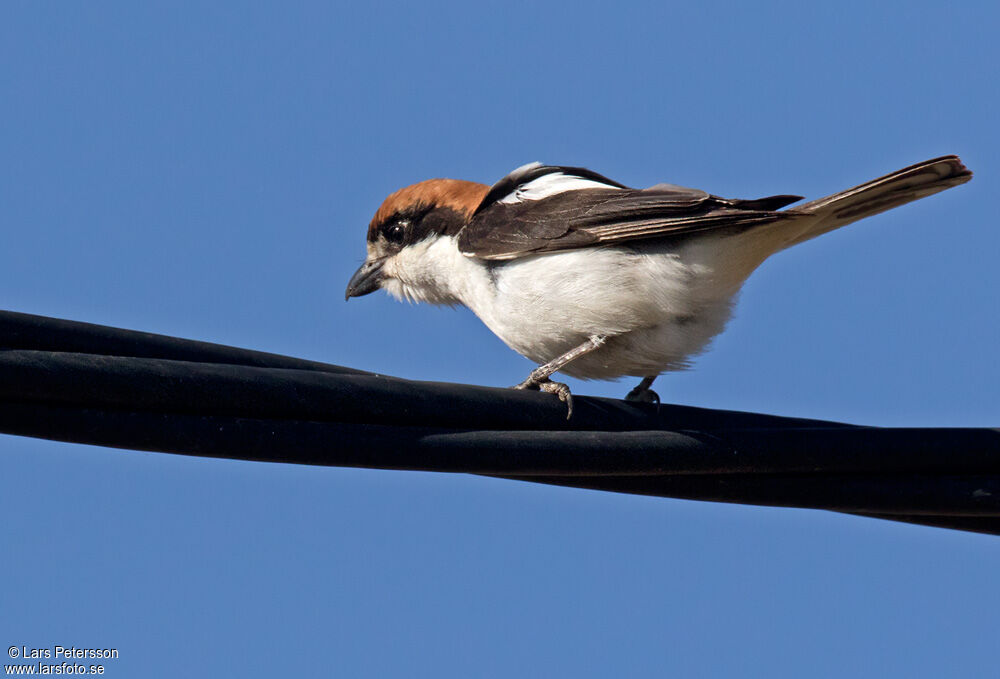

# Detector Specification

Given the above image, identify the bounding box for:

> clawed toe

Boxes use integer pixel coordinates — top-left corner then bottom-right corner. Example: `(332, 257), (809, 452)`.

(537, 380), (574, 419)
(512, 377), (574, 418)
(625, 386), (660, 404)
(625, 376), (659, 404)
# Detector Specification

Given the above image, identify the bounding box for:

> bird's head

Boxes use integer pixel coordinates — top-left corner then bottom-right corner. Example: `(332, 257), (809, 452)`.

(345, 178), (488, 304)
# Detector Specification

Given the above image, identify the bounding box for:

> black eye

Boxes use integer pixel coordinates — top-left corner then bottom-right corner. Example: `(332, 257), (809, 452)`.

(383, 221), (407, 243)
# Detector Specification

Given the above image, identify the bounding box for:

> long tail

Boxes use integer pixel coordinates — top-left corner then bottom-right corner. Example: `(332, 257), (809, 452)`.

(781, 155), (972, 249)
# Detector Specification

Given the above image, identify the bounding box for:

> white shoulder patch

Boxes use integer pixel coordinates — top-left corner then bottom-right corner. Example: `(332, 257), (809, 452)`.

(498, 166), (624, 205)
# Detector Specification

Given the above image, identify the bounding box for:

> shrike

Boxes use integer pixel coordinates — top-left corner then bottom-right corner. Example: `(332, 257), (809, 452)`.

(346, 156), (971, 415)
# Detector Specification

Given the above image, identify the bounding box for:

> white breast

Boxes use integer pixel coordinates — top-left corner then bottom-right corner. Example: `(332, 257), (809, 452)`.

(473, 238), (751, 379)
(390, 232), (772, 380)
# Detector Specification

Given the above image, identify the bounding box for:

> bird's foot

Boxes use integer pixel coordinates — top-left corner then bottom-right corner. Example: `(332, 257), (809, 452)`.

(625, 386), (660, 404)
(538, 380), (574, 419)
(513, 377), (574, 419)
(625, 376), (660, 404)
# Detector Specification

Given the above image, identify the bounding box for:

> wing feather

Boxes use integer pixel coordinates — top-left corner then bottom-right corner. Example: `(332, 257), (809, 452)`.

(473, 163), (629, 215)
(459, 181), (803, 260)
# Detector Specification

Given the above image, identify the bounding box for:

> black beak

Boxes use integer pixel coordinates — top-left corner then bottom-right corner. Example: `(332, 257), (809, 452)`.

(345, 258), (386, 300)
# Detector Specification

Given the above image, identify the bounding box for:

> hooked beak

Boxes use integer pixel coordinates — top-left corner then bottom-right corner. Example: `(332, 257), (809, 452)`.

(345, 258), (386, 300)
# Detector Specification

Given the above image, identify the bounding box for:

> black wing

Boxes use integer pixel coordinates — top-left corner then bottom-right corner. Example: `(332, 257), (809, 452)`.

(459, 166), (803, 260)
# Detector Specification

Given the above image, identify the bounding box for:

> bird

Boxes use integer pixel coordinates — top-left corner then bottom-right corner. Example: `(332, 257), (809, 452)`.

(345, 155), (972, 417)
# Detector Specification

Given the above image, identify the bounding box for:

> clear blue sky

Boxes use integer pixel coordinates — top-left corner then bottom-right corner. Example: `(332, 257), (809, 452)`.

(2, 2), (998, 677)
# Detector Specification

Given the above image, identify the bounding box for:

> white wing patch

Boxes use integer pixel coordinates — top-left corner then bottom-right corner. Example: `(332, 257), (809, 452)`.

(497, 165), (624, 205)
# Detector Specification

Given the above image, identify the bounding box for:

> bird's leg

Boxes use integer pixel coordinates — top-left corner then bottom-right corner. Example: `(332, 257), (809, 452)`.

(625, 375), (660, 404)
(517, 335), (608, 385)
(513, 334), (607, 419)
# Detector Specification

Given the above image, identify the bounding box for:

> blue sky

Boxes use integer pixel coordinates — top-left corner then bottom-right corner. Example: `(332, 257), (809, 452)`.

(2, 2), (998, 677)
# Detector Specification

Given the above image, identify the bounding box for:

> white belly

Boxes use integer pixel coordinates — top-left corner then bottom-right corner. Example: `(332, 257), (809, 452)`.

(476, 238), (756, 380)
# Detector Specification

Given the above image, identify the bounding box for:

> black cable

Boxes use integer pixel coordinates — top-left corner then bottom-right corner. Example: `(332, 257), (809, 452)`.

(2, 310), (997, 535)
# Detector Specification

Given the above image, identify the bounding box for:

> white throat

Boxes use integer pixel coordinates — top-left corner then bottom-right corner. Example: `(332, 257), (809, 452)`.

(382, 235), (496, 313)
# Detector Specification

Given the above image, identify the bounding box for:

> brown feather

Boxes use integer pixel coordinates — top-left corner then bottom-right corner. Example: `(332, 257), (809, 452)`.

(369, 179), (488, 240)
